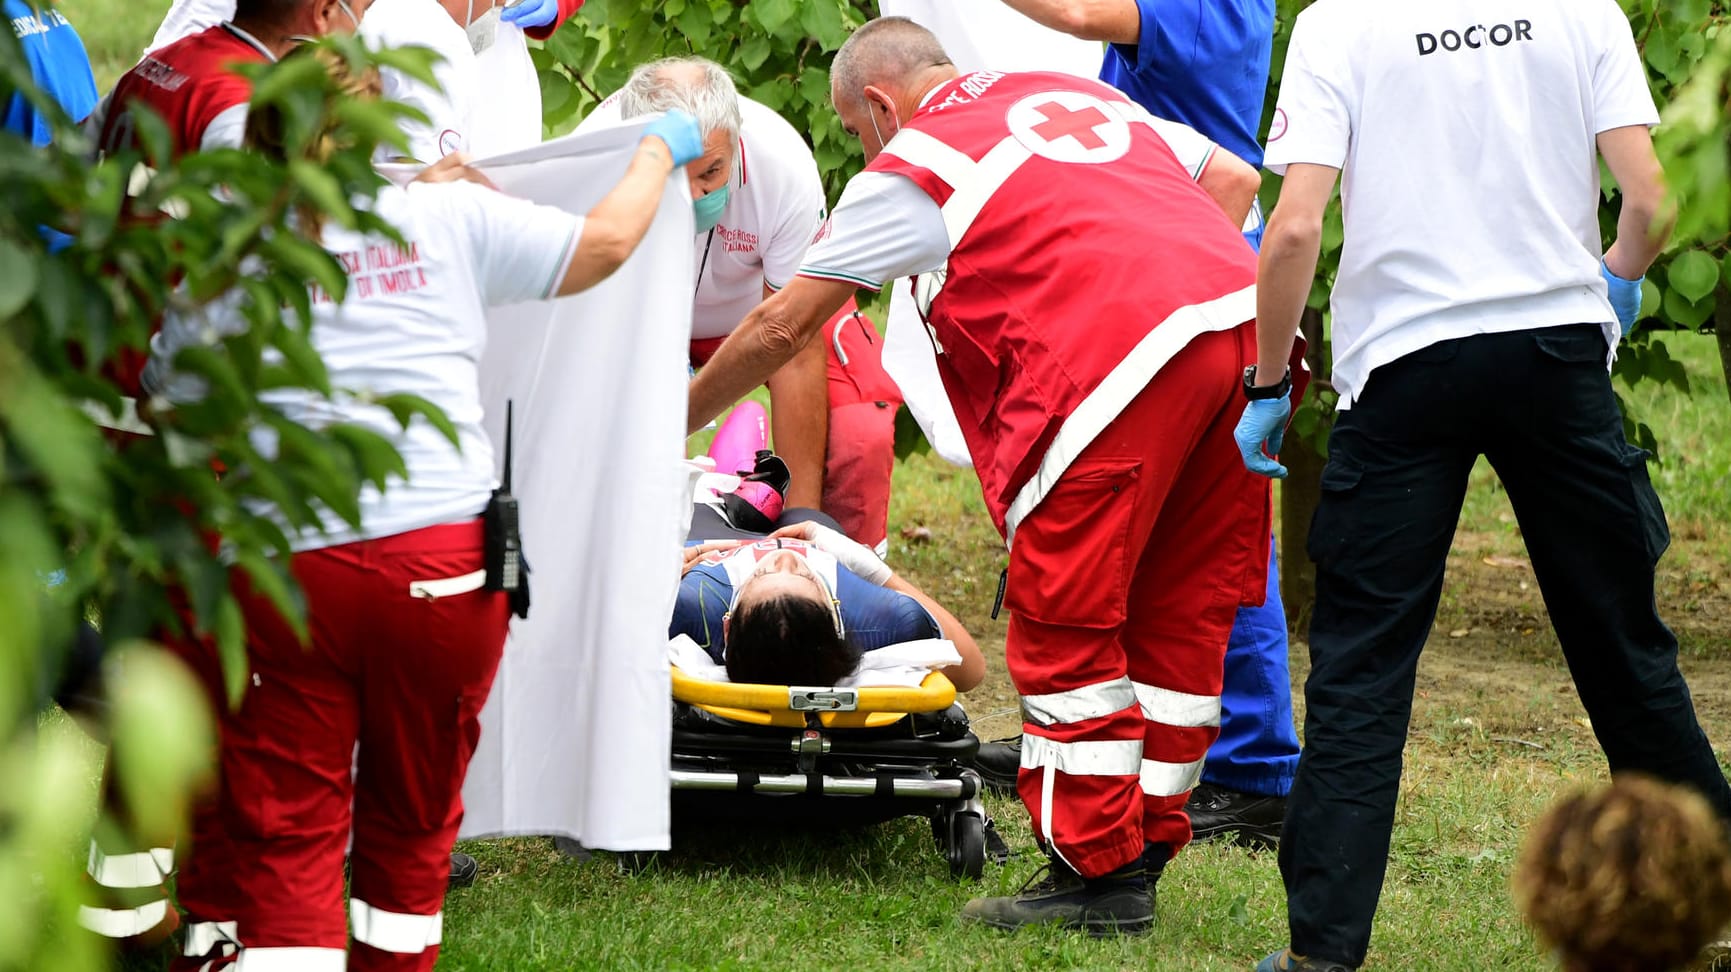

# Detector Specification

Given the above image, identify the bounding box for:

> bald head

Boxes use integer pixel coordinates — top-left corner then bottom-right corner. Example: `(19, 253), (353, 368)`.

(829, 17), (957, 162)
(831, 17), (954, 112)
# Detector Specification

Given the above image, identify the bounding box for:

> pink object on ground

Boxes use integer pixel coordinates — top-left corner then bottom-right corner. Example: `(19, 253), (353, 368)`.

(707, 401), (769, 477)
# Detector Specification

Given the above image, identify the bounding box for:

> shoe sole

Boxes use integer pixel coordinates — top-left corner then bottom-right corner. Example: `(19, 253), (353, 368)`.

(962, 912), (1153, 938)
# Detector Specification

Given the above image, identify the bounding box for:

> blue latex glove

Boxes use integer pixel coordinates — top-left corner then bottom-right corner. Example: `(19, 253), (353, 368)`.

(500, 0), (560, 29)
(642, 110), (704, 167)
(1601, 259), (1643, 338)
(1235, 397), (1293, 480)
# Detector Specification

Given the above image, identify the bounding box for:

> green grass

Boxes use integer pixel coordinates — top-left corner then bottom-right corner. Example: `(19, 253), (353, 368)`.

(54, 3), (1731, 968)
(56, 0), (171, 92)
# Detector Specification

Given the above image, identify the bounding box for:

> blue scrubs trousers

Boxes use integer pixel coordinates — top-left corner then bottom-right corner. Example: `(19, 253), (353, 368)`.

(1201, 539), (1300, 797)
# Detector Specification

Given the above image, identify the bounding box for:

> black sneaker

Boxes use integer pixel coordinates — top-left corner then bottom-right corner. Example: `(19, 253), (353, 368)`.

(970, 735), (1021, 795)
(1186, 782), (1285, 848)
(960, 856), (1152, 936)
(448, 851), (478, 889)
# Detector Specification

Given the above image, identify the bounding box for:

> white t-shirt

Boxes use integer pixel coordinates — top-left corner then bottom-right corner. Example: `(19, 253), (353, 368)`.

(578, 95), (826, 340)
(1265, 0), (1657, 408)
(146, 0), (478, 163)
(362, 0), (477, 163)
(801, 108), (1221, 291)
(144, 0), (230, 54)
(145, 182), (582, 549)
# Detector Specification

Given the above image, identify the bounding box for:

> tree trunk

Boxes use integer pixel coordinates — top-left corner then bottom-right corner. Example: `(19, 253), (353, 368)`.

(1715, 284), (1731, 410)
(1280, 306), (1330, 636)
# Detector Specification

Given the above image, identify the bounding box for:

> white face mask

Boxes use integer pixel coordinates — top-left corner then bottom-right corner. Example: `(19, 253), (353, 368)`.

(465, 0), (500, 55)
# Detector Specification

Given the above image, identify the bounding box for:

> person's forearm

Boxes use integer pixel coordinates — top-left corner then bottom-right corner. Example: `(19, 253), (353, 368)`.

(997, 0), (1140, 43)
(1253, 217), (1322, 383)
(559, 140), (677, 295)
(690, 278), (856, 435)
(1605, 188), (1674, 280)
(1597, 126), (1675, 281)
(765, 340), (829, 510)
(884, 575), (986, 692)
(690, 300), (809, 435)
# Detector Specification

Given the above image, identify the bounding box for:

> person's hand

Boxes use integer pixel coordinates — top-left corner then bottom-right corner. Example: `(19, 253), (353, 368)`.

(681, 539), (747, 576)
(1601, 259), (1644, 338)
(411, 152), (499, 190)
(642, 110), (703, 168)
(500, 0), (561, 29)
(1235, 397), (1293, 479)
(770, 522), (893, 586)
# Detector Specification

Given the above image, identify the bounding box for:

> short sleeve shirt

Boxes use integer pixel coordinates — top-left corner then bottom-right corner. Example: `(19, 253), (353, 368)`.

(1266, 0), (1659, 407)
(577, 95), (827, 340)
(4, 0), (98, 145)
(145, 0), (232, 53)
(361, 0), (477, 163)
(147, 182), (581, 548)
(1099, 0), (1275, 169)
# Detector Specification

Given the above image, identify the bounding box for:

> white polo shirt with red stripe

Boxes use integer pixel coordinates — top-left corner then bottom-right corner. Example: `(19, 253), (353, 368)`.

(578, 94), (827, 341)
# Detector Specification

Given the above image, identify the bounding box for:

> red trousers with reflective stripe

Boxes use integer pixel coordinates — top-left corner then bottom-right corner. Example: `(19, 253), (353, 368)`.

(1006, 325), (1271, 878)
(169, 520), (509, 971)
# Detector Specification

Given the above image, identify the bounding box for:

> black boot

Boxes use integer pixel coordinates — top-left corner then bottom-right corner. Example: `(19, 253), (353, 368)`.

(960, 853), (1152, 936)
(1185, 782), (1285, 848)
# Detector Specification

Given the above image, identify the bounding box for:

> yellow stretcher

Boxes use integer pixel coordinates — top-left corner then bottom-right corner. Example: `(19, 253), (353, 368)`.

(664, 665), (993, 878)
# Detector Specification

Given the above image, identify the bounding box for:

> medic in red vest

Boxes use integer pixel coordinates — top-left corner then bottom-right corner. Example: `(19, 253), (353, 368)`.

(74, 1), (368, 950)
(687, 16), (1304, 936)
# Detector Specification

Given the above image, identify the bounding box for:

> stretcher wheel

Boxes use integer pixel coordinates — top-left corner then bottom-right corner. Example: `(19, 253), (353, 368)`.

(944, 811), (987, 879)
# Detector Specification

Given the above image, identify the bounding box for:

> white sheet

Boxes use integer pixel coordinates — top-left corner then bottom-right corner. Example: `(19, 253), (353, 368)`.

(458, 122), (694, 851)
(875, 1), (1105, 468)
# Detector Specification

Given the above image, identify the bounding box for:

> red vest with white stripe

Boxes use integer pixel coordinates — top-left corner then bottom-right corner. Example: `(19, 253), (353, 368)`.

(95, 24), (263, 162)
(867, 71), (1258, 537)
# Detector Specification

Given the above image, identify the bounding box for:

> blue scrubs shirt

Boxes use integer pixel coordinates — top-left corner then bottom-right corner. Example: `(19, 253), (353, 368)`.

(4, 0), (99, 146)
(1099, 0), (1275, 170)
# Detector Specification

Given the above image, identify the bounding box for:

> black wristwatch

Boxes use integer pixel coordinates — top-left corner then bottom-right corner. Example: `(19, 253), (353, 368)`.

(1243, 365), (1292, 401)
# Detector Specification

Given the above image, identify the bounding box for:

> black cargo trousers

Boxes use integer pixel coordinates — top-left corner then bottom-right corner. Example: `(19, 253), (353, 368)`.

(1278, 323), (1731, 968)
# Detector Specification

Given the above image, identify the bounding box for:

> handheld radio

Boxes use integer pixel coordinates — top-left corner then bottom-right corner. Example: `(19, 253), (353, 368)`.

(484, 400), (530, 617)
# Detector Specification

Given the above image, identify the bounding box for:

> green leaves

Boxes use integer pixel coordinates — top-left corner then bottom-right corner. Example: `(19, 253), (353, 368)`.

(541, 0), (875, 199)
(0, 40), (464, 955)
(1668, 249), (1720, 303)
(0, 239), (36, 320)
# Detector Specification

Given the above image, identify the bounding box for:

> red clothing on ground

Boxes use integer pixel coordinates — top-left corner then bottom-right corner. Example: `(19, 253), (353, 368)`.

(169, 520), (509, 972)
(820, 300), (899, 549)
(690, 297), (902, 549)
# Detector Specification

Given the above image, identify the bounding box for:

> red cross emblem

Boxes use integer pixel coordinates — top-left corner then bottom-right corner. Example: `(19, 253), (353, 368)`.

(1031, 102), (1111, 150)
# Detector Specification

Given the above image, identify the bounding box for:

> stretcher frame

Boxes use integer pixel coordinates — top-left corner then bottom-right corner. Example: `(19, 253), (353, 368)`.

(664, 666), (997, 877)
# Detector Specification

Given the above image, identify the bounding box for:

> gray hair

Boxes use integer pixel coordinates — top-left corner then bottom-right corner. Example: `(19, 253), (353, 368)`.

(831, 17), (953, 111)
(617, 57), (743, 141)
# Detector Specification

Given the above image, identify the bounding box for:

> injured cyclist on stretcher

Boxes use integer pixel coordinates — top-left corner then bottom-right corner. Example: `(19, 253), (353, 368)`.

(671, 499), (985, 692)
